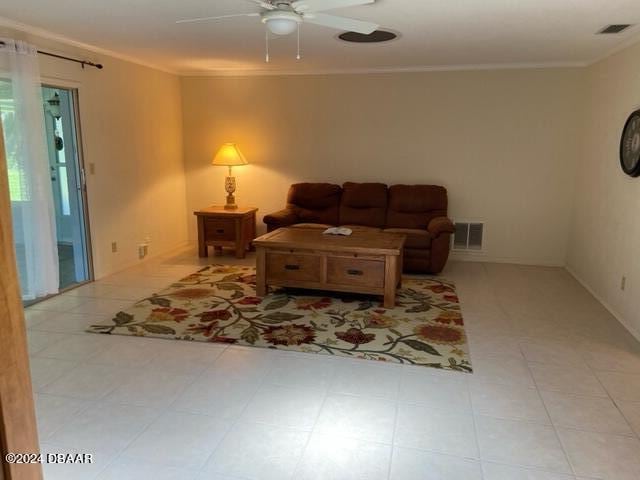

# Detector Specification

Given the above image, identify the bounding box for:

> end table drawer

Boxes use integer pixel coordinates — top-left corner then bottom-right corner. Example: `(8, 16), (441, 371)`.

(327, 257), (384, 287)
(267, 253), (321, 283)
(204, 218), (235, 241)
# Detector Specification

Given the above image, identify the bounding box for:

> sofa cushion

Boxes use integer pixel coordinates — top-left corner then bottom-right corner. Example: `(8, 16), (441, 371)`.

(339, 182), (388, 227)
(341, 182), (388, 208)
(386, 185), (448, 229)
(287, 183), (342, 209)
(287, 183), (342, 225)
(383, 228), (432, 249)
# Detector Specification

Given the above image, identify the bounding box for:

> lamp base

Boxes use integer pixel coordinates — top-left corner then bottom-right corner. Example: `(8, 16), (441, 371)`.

(224, 176), (238, 209)
(224, 173), (238, 210)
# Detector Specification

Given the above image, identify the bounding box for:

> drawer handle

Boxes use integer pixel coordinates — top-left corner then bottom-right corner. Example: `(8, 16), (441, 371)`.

(285, 264), (300, 271)
(216, 229), (225, 234)
(347, 269), (363, 276)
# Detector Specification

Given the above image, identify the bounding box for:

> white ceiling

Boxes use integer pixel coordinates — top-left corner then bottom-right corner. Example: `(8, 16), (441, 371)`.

(1, 0), (640, 75)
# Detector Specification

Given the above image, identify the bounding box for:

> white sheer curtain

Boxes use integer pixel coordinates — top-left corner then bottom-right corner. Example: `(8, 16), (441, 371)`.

(0, 38), (59, 300)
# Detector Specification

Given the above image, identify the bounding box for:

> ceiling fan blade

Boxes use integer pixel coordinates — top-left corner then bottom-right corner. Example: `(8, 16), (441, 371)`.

(176, 13), (260, 24)
(303, 13), (378, 34)
(293, 0), (374, 13)
(245, 0), (277, 10)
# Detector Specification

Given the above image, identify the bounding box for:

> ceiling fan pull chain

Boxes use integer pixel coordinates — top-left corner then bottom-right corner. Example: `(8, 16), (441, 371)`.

(265, 29), (270, 63)
(296, 23), (301, 60)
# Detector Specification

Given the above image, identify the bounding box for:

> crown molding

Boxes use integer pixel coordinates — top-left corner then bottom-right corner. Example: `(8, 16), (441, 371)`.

(178, 61), (588, 78)
(0, 16), (178, 75)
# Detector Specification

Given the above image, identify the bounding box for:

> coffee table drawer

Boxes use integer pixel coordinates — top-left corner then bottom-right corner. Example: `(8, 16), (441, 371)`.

(327, 257), (384, 288)
(267, 253), (321, 283)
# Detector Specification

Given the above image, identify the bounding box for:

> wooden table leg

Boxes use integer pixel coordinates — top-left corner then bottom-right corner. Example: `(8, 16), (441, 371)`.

(248, 212), (256, 251)
(256, 247), (267, 296)
(235, 217), (246, 259)
(197, 216), (207, 258)
(383, 255), (398, 308)
(397, 249), (404, 288)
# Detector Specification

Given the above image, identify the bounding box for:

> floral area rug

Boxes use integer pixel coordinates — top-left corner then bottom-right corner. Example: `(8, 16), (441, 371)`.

(87, 265), (472, 372)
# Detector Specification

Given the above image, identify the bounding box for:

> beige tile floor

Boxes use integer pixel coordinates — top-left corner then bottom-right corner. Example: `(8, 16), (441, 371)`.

(25, 248), (640, 480)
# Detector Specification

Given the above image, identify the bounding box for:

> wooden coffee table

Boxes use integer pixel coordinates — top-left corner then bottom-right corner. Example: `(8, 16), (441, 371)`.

(253, 228), (406, 308)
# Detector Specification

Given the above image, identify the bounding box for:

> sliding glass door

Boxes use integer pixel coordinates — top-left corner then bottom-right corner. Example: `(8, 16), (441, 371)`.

(0, 82), (92, 300)
(42, 86), (91, 290)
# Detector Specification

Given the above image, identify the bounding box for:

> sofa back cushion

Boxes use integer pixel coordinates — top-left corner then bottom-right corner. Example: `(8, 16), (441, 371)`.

(339, 182), (388, 227)
(386, 185), (448, 229)
(286, 183), (342, 225)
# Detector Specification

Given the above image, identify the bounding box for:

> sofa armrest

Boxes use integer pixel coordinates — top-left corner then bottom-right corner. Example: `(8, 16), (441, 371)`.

(427, 216), (454, 238)
(263, 208), (299, 230)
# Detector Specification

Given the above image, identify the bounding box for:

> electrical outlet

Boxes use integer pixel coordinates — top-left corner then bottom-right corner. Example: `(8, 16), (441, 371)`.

(89, 163), (96, 175)
(621, 276), (626, 291)
(138, 244), (148, 259)
(111, 241), (118, 253)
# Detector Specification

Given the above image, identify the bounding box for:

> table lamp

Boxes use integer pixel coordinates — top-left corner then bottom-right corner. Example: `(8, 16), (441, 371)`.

(212, 143), (248, 210)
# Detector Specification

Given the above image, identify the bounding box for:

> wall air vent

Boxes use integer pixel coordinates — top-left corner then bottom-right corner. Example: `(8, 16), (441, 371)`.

(598, 24), (632, 34)
(452, 222), (484, 251)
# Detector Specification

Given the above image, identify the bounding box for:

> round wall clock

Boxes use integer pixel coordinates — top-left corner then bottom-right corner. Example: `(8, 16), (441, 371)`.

(620, 109), (640, 177)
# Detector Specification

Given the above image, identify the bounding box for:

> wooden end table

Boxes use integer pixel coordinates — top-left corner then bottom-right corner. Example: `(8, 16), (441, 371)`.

(194, 206), (257, 259)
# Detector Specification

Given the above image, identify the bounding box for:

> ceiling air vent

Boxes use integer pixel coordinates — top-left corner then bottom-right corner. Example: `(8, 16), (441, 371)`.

(453, 222), (484, 251)
(338, 30), (398, 43)
(598, 24), (632, 34)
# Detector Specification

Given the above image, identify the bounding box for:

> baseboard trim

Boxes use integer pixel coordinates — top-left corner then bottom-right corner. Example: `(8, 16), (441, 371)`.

(94, 241), (191, 280)
(449, 253), (564, 268)
(565, 265), (640, 343)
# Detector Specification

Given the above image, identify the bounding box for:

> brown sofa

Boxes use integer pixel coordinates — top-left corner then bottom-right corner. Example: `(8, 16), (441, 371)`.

(263, 182), (454, 274)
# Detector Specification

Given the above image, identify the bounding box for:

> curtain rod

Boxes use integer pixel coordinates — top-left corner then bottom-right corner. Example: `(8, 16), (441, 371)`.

(0, 40), (103, 70)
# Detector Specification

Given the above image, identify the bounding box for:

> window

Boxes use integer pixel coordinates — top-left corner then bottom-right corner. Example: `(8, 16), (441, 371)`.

(0, 79), (30, 202)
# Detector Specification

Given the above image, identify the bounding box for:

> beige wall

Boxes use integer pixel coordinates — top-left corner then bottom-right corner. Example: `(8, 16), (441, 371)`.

(0, 27), (188, 279)
(181, 69), (582, 266)
(567, 41), (640, 340)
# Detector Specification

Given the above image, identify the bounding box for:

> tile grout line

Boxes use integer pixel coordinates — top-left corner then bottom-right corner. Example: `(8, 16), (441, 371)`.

(386, 373), (405, 480)
(581, 354), (640, 444)
(288, 356), (341, 480)
(520, 340), (579, 477)
(192, 348), (288, 477)
(38, 327), (229, 477)
(465, 378), (486, 479)
(103, 343), (234, 476)
(489, 264), (576, 478)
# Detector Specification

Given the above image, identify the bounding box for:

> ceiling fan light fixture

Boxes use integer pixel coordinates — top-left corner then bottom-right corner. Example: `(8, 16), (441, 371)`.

(262, 11), (302, 35)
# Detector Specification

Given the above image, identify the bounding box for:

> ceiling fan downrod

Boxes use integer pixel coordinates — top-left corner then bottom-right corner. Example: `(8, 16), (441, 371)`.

(297, 22), (301, 60)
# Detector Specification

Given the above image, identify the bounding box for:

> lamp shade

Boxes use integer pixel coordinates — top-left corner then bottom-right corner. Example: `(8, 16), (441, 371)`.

(212, 143), (248, 167)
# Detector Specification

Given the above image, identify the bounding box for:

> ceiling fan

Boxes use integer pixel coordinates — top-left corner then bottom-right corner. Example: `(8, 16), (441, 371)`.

(177, 0), (379, 61)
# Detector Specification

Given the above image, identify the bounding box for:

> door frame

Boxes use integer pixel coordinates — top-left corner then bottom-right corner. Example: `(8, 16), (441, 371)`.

(0, 119), (43, 480)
